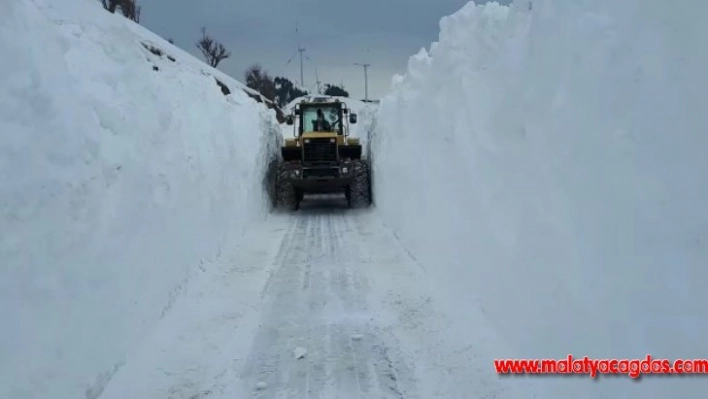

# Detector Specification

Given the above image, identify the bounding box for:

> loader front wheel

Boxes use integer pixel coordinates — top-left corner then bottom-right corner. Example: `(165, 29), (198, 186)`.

(348, 159), (371, 208)
(275, 163), (298, 210)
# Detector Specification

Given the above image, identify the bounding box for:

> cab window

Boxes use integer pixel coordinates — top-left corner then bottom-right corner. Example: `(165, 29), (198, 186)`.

(302, 106), (340, 132)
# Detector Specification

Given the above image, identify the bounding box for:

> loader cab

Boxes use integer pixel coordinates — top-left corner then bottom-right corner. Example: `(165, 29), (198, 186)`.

(286, 99), (357, 137)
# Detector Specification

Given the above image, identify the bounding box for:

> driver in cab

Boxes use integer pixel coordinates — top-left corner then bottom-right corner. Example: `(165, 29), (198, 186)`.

(313, 109), (332, 131)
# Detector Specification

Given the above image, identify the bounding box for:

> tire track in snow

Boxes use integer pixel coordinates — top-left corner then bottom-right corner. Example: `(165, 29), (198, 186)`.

(238, 204), (417, 398)
(97, 197), (526, 398)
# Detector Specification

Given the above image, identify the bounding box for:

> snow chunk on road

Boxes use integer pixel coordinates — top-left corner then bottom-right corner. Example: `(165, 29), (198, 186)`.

(293, 347), (308, 359)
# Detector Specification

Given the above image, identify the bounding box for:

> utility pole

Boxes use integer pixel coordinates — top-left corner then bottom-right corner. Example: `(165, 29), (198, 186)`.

(354, 62), (370, 101)
(315, 67), (322, 94)
(298, 47), (307, 89)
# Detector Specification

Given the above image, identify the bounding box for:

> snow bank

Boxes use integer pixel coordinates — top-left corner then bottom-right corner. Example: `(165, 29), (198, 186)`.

(0, 0), (280, 397)
(372, 1), (708, 397)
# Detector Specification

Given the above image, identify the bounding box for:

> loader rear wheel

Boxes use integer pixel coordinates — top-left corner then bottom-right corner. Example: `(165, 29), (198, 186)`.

(348, 159), (371, 208)
(275, 163), (298, 210)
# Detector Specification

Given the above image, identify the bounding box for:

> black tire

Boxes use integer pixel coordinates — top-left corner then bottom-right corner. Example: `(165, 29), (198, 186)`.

(348, 159), (371, 208)
(275, 162), (299, 210)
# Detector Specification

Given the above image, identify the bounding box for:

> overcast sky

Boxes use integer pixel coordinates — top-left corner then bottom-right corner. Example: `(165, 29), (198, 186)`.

(139, 0), (511, 100)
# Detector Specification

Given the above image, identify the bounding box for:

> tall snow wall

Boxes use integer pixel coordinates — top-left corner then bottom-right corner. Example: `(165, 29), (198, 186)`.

(0, 0), (281, 397)
(371, 1), (708, 397)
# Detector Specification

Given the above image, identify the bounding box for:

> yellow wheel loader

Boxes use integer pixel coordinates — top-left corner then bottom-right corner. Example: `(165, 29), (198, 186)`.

(275, 97), (371, 210)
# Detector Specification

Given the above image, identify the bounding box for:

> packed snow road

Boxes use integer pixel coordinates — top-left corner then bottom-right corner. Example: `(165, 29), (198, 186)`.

(97, 195), (515, 399)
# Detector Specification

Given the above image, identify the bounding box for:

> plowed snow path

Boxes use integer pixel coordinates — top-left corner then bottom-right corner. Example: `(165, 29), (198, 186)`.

(99, 196), (519, 399)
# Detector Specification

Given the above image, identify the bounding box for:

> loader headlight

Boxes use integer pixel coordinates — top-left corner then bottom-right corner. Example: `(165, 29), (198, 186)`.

(305, 139), (310, 144)
(341, 166), (349, 174)
(291, 169), (301, 178)
(330, 138), (336, 143)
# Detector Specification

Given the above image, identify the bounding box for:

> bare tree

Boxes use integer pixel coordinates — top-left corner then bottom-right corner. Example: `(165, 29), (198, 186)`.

(244, 64), (265, 88)
(244, 64), (277, 101)
(120, 0), (140, 23)
(196, 28), (231, 68)
(101, 0), (120, 13)
(101, 0), (140, 23)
